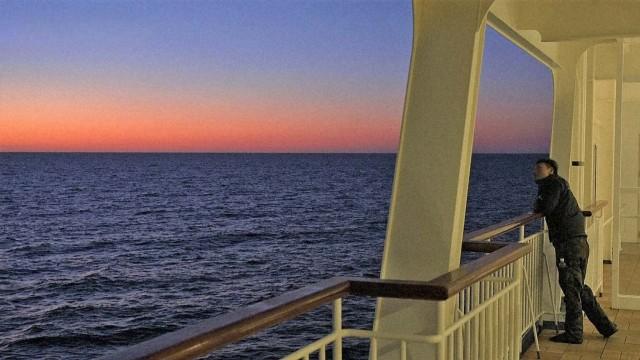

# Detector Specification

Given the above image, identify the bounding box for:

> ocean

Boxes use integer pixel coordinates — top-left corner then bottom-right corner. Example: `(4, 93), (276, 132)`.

(0, 153), (545, 359)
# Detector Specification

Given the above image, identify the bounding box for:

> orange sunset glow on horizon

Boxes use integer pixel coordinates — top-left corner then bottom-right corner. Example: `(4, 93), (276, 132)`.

(1, 1), (552, 153)
(2, 80), (402, 153)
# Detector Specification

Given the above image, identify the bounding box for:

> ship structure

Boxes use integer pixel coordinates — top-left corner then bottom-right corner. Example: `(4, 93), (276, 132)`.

(100, 1), (640, 359)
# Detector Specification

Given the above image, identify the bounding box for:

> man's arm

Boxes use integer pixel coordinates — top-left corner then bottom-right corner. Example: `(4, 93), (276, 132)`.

(534, 181), (562, 215)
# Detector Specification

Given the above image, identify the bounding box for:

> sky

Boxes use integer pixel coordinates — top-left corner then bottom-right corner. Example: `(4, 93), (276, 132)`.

(0, 0), (553, 153)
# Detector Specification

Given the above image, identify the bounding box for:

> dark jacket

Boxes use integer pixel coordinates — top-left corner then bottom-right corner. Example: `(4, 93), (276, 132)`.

(534, 174), (586, 245)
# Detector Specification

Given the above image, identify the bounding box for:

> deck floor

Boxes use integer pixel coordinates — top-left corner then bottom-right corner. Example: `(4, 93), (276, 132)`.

(522, 264), (640, 360)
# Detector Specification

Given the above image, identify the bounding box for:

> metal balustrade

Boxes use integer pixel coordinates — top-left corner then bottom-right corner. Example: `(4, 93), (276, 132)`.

(99, 201), (608, 360)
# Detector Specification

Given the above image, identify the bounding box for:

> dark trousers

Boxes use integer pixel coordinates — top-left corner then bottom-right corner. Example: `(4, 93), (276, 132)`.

(554, 236), (614, 339)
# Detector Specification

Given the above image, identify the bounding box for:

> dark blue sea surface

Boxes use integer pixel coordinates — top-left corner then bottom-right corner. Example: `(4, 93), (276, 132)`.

(0, 153), (545, 359)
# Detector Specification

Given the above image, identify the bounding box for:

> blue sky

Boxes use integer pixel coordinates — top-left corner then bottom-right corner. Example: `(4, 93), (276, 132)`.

(1, 0), (552, 153)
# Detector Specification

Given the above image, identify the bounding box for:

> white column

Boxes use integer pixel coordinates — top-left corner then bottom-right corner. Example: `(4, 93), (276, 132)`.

(542, 44), (591, 324)
(371, 0), (494, 358)
(612, 39), (624, 309)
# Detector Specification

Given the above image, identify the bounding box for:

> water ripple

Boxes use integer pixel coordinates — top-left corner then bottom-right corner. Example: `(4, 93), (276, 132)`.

(0, 153), (543, 359)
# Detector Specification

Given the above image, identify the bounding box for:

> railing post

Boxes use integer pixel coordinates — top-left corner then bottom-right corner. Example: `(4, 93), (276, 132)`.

(437, 300), (446, 360)
(333, 298), (342, 360)
(514, 259), (523, 357)
(522, 265), (541, 358)
(596, 214), (604, 295)
(400, 340), (407, 360)
(472, 282), (480, 360)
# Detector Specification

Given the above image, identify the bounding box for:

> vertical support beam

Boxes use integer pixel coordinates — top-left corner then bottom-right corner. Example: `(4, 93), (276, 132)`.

(584, 48), (596, 211)
(550, 61), (579, 176)
(592, 42), (618, 262)
(549, 42), (599, 177)
(612, 38), (624, 309)
(569, 51), (587, 204)
(583, 47), (600, 289)
(371, 0), (494, 359)
(542, 42), (594, 325)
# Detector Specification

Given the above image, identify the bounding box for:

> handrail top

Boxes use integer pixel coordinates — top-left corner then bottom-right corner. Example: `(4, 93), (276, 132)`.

(463, 199), (609, 242)
(463, 212), (542, 242)
(583, 199), (608, 213)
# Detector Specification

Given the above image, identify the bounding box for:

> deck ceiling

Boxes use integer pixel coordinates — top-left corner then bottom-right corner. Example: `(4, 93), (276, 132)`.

(507, 0), (640, 42)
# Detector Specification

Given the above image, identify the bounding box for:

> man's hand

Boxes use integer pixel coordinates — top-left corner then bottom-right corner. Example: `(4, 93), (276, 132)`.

(533, 198), (542, 213)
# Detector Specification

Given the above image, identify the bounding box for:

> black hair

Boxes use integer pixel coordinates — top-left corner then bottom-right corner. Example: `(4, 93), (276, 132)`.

(536, 158), (558, 175)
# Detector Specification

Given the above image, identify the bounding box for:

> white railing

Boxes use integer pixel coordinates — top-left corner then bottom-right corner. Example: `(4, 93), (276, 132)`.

(99, 241), (530, 360)
(282, 219), (575, 360)
(585, 211), (609, 294)
(282, 220), (548, 360)
(100, 202), (608, 360)
(519, 224), (547, 342)
(282, 259), (523, 360)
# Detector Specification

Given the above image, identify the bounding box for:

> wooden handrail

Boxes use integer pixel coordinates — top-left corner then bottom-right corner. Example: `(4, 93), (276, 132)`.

(349, 242), (529, 300)
(99, 277), (351, 360)
(462, 200), (609, 240)
(425, 242), (530, 298)
(463, 212), (543, 242)
(582, 200), (608, 217)
(99, 241), (529, 360)
(583, 200), (608, 213)
(462, 239), (510, 253)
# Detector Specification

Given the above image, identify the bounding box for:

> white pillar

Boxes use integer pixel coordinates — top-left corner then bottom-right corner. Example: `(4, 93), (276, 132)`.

(550, 62), (579, 177)
(611, 39), (624, 309)
(371, 0), (494, 358)
(542, 44), (591, 324)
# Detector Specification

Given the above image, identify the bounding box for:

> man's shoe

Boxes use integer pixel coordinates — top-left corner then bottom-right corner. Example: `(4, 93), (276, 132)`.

(602, 323), (618, 338)
(549, 332), (583, 344)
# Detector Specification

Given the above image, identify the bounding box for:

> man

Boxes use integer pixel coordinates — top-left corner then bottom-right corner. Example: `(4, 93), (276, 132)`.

(533, 158), (617, 343)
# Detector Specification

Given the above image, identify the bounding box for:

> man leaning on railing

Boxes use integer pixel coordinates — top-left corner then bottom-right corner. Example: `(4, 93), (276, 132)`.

(532, 158), (617, 344)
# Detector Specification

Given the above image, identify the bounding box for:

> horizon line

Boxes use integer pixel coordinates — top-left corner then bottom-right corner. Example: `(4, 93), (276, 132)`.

(0, 151), (550, 155)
